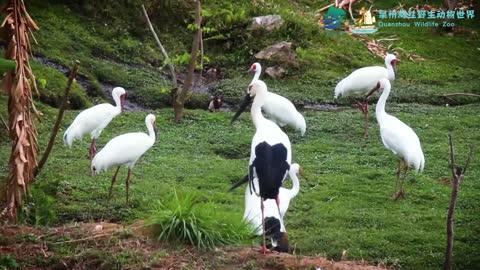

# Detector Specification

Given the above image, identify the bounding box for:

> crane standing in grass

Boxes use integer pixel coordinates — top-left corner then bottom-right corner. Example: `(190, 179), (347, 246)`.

(91, 114), (157, 205)
(370, 79), (424, 200)
(334, 54), (399, 136)
(243, 163), (303, 253)
(231, 63), (306, 136)
(246, 80), (292, 253)
(64, 87), (127, 175)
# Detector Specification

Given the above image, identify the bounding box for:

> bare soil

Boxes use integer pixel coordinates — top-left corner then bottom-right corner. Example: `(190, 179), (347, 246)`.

(0, 222), (388, 270)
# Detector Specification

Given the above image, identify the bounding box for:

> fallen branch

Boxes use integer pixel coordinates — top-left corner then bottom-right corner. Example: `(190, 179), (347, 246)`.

(51, 232), (112, 245)
(442, 93), (480, 98)
(141, 4), (178, 90)
(317, 3), (334, 13)
(34, 61), (79, 177)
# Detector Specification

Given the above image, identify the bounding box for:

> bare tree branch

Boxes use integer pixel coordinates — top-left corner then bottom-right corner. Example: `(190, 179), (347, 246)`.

(199, 28), (204, 78)
(0, 114), (8, 132)
(141, 4), (178, 89)
(34, 61), (80, 177)
(173, 0), (202, 122)
(448, 134), (456, 177)
(444, 134), (473, 270)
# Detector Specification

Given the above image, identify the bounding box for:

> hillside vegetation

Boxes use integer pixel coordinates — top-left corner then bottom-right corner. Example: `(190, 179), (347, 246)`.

(1, 0), (480, 269)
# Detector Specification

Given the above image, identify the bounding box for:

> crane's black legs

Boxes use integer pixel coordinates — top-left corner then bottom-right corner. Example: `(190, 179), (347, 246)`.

(108, 166), (120, 200)
(260, 199), (268, 254)
(125, 168), (132, 205)
(89, 139), (97, 176)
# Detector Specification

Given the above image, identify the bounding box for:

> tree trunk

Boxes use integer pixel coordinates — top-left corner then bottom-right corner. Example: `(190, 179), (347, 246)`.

(444, 0), (457, 10)
(34, 61), (79, 177)
(1, 0), (40, 222)
(174, 0), (202, 123)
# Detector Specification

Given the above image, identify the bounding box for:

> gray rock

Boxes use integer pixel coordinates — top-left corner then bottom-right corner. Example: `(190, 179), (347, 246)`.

(265, 66), (286, 79)
(254, 41), (298, 67)
(250, 15), (284, 31)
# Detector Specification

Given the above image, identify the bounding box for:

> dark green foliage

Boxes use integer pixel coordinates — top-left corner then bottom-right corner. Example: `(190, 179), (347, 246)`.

(0, 255), (18, 270)
(19, 186), (58, 226)
(147, 190), (255, 250)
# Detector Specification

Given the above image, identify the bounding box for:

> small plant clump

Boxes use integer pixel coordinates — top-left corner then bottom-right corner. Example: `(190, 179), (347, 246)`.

(147, 190), (254, 250)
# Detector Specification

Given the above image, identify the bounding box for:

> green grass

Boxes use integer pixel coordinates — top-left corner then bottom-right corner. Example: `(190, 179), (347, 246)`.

(1, 91), (479, 269)
(2, 0), (480, 268)
(147, 190), (254, 249)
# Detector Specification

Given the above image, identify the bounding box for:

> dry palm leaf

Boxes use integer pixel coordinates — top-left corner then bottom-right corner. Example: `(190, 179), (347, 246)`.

(1, 0), (39, 222)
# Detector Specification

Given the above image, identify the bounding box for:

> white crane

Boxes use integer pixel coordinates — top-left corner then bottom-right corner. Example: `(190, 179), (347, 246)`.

(373, 79), (424, 200)
(243, 163), (302, 252)
(246, 80), (292, 254)
(334, 53), (399, 136)
(64, 87), (126, 174)
(91, 114), (157, 205)
(231, 63), (306, 136)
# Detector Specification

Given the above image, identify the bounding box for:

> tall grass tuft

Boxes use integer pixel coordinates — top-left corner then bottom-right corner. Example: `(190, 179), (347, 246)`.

(147, 190), (254, 250)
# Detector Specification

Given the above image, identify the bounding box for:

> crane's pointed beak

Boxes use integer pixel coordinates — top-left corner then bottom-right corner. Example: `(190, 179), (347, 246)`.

(120, 93), (127, 111)
(392, 59), (399, 75)
(153, 121), (158, 142)
(231, 94), (252, 124)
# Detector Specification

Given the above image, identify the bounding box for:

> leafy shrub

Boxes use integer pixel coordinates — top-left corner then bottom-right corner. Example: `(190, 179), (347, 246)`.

(0, 255), (18, 270)
(147, 190), (254, 250)
(20, 186), (57, 226)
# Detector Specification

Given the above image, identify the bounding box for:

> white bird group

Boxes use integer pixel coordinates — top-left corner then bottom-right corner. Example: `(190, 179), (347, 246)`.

(61, 54), (425, 254)
(334, 53), (399, 136)
(335, 54), (424, 199)
(64, 87), (157, 204)
(231, 63), (306, 136)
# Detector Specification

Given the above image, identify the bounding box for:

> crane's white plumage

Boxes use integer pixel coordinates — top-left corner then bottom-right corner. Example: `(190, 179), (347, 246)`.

(375, 79), (424, 171)
(63, 87), (126, 147)
(244, 163), (301, 232)
(248, 80), (292, 180)
(246, 63), (306, 135)
(246, 79), (292, 253)
(91, 114), (157, 204)
(334, 54), (398, 136)
(334, 54), (397, 99)
(375, 79), (424, 199)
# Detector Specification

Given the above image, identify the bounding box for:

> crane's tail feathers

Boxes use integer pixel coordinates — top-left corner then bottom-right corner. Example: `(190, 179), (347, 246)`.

(227, 174), (249, 193)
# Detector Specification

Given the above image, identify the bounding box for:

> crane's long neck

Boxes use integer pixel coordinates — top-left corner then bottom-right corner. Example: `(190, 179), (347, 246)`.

(288, 171), (300, 200)
(375, 85), (391, 125)
(253, 67), (261, 82)
(251, 92), (267, 129)
(146, 121), (156, 144)
(385, 60), (395, 81)
(113, 93), (122, 114)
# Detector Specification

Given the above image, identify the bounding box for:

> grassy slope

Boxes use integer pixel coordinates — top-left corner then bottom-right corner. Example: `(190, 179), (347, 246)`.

(25, 0), (480, 109)
(1, 92), (479, 269)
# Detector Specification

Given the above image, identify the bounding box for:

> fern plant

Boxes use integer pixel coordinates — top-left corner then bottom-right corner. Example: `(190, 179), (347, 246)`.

(147, 190), (254, 250)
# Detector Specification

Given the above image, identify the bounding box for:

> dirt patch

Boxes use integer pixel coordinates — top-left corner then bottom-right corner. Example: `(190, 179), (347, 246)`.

(0, 222), (388, 270)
